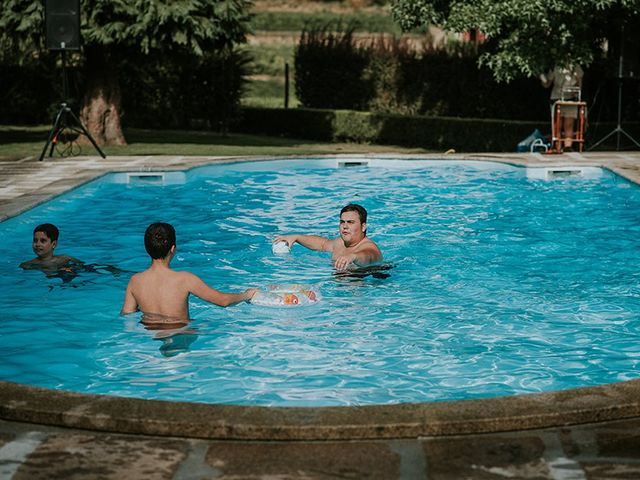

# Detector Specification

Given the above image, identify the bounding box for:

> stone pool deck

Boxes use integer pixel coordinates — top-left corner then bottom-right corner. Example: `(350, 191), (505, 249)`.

(2, 151), (640, 479)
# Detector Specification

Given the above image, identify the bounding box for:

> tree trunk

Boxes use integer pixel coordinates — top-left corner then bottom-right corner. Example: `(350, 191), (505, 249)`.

(79, 46), (127, 146)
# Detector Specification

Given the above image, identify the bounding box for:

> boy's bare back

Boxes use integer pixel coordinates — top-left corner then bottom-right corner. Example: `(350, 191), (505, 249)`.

(125, 267), (195, 322)
(121, 222), (257, 326)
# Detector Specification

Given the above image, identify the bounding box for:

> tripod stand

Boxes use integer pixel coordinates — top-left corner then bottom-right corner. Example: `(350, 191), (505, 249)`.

(39, 51), (106, 161)
(589, 26), (640, 151)
(589, 78), (640, 151)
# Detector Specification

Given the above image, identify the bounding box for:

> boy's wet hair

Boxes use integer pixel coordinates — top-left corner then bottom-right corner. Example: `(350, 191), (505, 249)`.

(340, 204), (367, 224)
(34, 223), (59, 242)
(144, 222), (176, 259)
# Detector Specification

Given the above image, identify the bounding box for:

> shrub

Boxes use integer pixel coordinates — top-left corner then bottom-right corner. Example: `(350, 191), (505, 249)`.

(295, 23), (374, 110)
(120, 48), (250, 130)
(294, 29), (553, 121)
(0, 59), (61, 124)
(236, 106), (543, 152)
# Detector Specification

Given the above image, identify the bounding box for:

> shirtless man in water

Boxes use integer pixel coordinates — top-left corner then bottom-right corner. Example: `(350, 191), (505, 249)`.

(274, 204), (382, 270)
(121, 222), (257, 325)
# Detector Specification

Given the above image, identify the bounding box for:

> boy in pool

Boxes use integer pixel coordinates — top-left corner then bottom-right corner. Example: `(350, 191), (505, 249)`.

(274, 203), (382, 271)
(20, 223), (84, 273)
(121, 222), (257, 325)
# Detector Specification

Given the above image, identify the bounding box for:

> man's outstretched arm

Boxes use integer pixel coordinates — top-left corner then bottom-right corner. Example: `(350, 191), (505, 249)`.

(274, 234), (333, 252)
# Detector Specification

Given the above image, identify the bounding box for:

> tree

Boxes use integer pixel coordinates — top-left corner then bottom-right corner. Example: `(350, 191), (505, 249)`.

(391, 0), (640, 82)
(0, 0), (252, 145)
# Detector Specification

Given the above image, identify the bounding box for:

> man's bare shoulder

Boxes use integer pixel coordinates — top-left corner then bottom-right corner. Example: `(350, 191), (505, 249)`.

(326, 237), (343, 251)
(357, 237), (381, 250)
(356, 238), (383, 260)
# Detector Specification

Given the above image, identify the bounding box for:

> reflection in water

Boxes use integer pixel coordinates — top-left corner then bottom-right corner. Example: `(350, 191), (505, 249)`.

(142, 315), (198, 357)
(333, 262), (394, 280)
(153, 329), (199, 357)
(34, 263), (130, 290)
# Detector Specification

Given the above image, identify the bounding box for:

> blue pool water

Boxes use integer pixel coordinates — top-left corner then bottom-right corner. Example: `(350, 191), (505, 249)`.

(2, 158), (640, 407)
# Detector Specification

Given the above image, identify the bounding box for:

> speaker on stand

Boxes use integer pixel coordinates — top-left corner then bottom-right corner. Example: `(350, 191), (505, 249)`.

(45, 0), (81, 51)
(39, 0), (105, 161)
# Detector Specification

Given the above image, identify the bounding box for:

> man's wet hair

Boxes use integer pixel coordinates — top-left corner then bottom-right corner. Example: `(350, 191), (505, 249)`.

(34, 223), (59, 242)
(144, 222), (176, 259)
(340, 204), (367, 224)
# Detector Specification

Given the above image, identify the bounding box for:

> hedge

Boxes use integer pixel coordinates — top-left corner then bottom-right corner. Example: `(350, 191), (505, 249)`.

(236, 107), (541, 151)
(236, 106), (640, 152)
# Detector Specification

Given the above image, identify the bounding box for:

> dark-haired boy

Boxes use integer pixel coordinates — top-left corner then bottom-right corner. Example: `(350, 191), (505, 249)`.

(19, 223), (83, 273)
(121, 222), (257, 325)
(274, 203), (382, 271)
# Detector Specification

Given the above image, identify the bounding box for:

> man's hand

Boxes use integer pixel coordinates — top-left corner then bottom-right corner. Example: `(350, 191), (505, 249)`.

(244, 288), (259, 301)
(334, 254), (357, 271)
(273, 235), (297, 247)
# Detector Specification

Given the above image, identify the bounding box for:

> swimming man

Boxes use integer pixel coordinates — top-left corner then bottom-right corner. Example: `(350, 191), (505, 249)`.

(121, 222), (257, 325)
(274, 203), (382, 270)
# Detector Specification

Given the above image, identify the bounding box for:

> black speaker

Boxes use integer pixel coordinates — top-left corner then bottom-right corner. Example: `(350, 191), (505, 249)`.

(45, 0), (81, 51)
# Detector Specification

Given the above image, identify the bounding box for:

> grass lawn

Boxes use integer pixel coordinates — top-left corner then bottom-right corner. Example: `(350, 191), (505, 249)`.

(242, 78), (298, 109)
(0, 125), (433, 160)
(251, 10), (403, 34)
(242, 42), (299, 108)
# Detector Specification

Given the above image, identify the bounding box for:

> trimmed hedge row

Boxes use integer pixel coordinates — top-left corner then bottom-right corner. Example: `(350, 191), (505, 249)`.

(236, 107), (540, 152)
(236, 106), (640, 152)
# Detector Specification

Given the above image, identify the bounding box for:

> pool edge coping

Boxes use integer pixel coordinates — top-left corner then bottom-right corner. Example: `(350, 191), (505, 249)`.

(3, 152), (640, 222)
(1, 379), (639, 440)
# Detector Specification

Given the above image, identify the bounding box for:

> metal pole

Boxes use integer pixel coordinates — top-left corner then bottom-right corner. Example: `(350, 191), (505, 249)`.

(62, 50), (69, 101)
(284, 62), (290, 109)
(616, 27), (624, 150)
(616, 78), (623, 150)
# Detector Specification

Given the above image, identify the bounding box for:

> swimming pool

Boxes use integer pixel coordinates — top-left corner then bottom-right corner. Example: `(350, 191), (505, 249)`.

(2, 158), (640, 407)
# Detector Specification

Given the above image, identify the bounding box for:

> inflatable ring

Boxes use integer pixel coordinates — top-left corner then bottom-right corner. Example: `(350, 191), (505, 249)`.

(250, 284), (320, 307)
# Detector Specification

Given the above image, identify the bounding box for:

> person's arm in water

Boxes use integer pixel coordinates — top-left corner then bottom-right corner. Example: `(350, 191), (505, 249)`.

(273, 234), (333, 252)
(121, 275), (139, 315)
(19, 254), (83, 270)
(19, 259), (37, 269)
(61, 255), (84, 265)
(120, 272), (258, 316)
(333, 242), (382, 271)
(120, 273), (139, 315)
(186, 273), (258, 306)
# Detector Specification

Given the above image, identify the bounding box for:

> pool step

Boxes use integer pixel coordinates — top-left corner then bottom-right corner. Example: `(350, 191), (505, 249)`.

(526, 166), (603, 180)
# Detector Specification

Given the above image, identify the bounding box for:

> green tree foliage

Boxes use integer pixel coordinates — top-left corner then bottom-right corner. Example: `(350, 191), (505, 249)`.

(0, 0), (252, 144)
(391, 0), (640, 81)
(0, 0), (43, 63)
